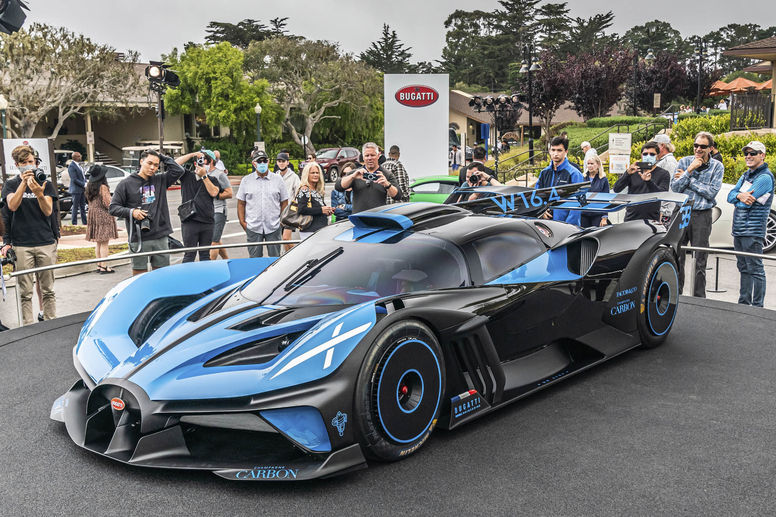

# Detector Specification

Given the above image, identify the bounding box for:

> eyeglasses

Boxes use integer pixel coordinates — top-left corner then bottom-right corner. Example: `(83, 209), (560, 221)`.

(744, 151), (761, 157)
(693, 143), (709, 149)
(642, 152), (657, 156)
(253, 158), (269, 163)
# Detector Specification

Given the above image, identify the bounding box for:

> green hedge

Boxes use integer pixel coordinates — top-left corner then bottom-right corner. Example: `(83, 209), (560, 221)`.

(670, 114), (730, 141)
(585, 116), (669, 128)
(676, 109), (729, 121)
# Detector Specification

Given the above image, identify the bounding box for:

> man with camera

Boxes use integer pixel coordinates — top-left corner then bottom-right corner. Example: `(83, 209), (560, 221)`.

(458, 146), (494, 187)
(1, 145), (58, 325)
(335, 142), (401, 213)
(109, 149), (185, 276)
(175, 150), (223, 263)
(613, 141), (670, 221)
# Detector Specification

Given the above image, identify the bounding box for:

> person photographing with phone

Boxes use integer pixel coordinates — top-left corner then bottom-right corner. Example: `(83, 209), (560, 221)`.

(109, 149), (186, 276)
(613, 141), (670, 221)
(335, 142), (402, 213)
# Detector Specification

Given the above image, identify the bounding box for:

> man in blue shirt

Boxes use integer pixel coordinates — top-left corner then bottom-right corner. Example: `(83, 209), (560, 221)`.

(670, 131), (724, 298)
(726, 141), (773, 307)
(535, 136), (585, 225)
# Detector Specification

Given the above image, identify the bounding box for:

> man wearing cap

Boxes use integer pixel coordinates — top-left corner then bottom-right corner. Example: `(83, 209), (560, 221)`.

(671, 131), (724, 298)
(175, 150), (222, 262)
(653, 134), (678, 176)
(275, 152), (300, 252)
(726, 141), (773, 307)
(237, 149), (289, 257)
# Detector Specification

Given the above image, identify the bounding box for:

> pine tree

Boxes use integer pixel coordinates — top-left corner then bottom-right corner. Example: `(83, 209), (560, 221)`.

(359, 24), (413, 74)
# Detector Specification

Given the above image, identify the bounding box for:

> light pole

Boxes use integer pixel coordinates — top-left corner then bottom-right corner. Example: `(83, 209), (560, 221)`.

(0, 93), (8, 139)
(631, 48), (656, 116)
(254, 102), (262, 142)
(695, 41), (706, 113)
(468, 94), (521, 178)
(519, 45), (541, 165)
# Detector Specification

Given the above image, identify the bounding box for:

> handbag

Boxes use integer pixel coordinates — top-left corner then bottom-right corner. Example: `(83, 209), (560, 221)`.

(167, 235), (184, 250)
(281, 188), (313, 230)
(177, 181), (203, 222)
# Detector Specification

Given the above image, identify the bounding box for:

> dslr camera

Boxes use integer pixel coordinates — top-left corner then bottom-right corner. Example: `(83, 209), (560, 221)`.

(469, 172), (482, 185)
(1, 248), (17, 269)
(138, 203), (153, 232)
(33, 167), (47, 183)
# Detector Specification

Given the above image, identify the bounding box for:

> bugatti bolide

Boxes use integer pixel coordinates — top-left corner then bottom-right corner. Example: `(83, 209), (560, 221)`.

(51, 184), (690, 481)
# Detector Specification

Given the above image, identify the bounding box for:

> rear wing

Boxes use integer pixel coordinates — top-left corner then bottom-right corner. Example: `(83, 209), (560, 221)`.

(446, 182), (691, 229)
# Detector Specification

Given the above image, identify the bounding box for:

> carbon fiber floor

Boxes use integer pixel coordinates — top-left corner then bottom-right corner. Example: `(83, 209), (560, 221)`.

(1, 298), (775, 516)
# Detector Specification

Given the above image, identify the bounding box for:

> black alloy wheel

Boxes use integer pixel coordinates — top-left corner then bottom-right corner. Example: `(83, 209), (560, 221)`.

(637, 248), (679, 348)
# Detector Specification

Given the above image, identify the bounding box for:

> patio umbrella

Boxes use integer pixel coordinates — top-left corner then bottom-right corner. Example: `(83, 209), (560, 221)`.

(756, 79), (772, 90)
(709, 80), (729, 97)
(721, 77), (759, 92)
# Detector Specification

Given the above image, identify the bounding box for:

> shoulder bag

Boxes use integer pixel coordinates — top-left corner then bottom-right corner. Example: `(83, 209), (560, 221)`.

(281, 187), (313, 230)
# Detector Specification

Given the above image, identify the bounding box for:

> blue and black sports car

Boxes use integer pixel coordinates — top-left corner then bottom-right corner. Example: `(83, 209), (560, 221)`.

(51, 183), (690, 481)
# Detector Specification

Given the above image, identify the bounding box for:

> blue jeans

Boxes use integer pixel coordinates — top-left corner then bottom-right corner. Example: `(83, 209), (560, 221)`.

(245, 227), (281, 258)
(733, 236), (765, 307)
(71, 192), (87, 225)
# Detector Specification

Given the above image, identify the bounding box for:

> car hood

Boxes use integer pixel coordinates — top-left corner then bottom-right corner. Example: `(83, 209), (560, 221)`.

(74, 259), (377, 401)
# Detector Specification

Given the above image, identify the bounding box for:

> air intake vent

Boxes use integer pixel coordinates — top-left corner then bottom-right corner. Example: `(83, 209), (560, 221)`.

(204, 331), (304, 367)
(566, 239), (599, 276)
(129, 293), (207, 346)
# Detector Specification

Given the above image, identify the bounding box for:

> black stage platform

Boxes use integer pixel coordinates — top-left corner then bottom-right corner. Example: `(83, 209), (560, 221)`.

(1, 297), (775, 516)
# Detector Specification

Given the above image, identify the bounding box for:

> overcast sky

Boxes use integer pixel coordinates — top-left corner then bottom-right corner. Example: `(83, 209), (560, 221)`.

(24, 0), (776, 63)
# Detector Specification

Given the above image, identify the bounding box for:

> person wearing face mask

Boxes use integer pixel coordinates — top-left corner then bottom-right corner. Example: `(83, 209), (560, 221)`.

(237, 149), (289, 258)
(1, 145), (59, 325)
(671, 131), (724, 298)
(613, 141), (670, 221)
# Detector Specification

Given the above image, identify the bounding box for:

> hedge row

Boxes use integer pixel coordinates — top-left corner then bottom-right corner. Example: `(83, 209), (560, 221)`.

(585, 116), (669, 128)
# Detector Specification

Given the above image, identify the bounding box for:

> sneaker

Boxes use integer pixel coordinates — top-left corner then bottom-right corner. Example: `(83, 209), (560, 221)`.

(38, 312), (44, 322)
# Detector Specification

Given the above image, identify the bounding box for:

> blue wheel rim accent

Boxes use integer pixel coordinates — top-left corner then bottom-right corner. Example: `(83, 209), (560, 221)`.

(376, 339), (441, 444)
(647, 262), (678, 336)
(396, 369), (424, 414)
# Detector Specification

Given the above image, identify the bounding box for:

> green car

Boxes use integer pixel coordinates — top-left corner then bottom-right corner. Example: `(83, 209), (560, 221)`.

(409, 175), (460, 203)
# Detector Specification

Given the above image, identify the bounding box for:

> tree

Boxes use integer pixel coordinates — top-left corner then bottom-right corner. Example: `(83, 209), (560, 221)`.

(534, 2), (571, 53)
(631, 52), (687, 113)
(622, 20), (692, 60)
(359, 24), (413, 73)
(561, 12), (618, 56)
(0, 23), (143, 138)
(567, 46), (633, 120)
(164, 42), (281, 148)
(516, 50), (569, 136)
(244, 36), (382, 156)
(204, 19), (272, 48)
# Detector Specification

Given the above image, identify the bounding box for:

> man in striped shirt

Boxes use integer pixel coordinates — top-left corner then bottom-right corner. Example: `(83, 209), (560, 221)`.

(670, 131), (724, 298)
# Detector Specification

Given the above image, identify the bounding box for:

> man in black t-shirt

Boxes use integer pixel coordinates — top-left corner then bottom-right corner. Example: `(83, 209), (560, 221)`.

(335, 142), (402, 213)
(613, 141), (670, 221)
(175, 150), (222, 263)
(1, 145), (59, 325)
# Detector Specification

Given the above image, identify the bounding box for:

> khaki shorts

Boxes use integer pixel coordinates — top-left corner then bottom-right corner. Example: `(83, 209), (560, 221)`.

(131, 236), (170, 270)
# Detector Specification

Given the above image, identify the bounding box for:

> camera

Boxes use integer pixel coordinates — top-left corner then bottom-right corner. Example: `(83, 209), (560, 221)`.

(469, 173), (482, 185)
(363, 171), (378, 182)
(1, 248), (17, 269)
(138, 203), (153, 232)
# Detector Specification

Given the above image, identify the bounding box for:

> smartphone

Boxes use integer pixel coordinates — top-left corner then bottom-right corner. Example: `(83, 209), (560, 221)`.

(635, 162), (652, 170)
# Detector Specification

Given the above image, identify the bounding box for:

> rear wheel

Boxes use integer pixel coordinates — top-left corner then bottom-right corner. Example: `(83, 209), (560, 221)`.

(637, 248), (679, 348)
(355, 320), (444, 461)
(764, 211), (776, 253)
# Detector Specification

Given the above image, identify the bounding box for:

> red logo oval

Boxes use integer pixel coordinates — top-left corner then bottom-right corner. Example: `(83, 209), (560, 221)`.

(395, 85), (439, 108)
(110, 398), (125, 411)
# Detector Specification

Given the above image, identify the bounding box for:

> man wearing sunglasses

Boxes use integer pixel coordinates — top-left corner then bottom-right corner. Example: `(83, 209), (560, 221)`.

(671, 131), (724, 298)
(613, 141), (670, 221)
(236, 149), (289, 258)
(726, 141), (773, 307)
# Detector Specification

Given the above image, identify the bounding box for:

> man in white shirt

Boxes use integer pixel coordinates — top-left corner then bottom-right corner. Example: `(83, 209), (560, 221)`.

(237, 149), (289, 258)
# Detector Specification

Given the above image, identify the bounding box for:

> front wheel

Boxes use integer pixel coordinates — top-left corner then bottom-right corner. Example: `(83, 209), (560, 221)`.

(637, 248), (679, 348)
(327, 166), (339, 183)
(355, 320), (444, 461)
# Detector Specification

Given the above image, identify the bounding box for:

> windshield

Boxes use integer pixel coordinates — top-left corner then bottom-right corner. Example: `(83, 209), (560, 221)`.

(316, 149), (339, 160)
(241, 225), (469, 306)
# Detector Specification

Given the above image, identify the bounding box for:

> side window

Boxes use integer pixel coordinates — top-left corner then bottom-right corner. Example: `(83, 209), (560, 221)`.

(412, 182), (441, 193)
(466, 232), (545, 283)
(105, 167), (124, 178)
(438, 182), (457, 194)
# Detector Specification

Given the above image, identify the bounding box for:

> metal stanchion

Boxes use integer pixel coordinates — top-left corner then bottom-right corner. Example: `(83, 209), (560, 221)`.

(707, 255), (727, 293)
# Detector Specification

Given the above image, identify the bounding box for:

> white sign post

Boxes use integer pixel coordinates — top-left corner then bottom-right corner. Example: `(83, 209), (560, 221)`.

(1, 138), (53, 178)
(384, 74), (449, 180)
(608, 133), (633, 175)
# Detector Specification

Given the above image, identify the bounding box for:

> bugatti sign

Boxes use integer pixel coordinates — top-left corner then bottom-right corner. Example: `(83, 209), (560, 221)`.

(395, 85), (439, 107)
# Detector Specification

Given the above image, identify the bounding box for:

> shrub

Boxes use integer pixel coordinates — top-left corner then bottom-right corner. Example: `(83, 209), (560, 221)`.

(199, 139), (252, 173)
(670, 114), (730, 141)
(586, 116), (668, 128)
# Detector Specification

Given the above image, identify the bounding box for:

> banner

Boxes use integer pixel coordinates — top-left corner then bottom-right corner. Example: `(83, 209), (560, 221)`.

(1, 138), (53, 177)
(384, 74), (449, 180)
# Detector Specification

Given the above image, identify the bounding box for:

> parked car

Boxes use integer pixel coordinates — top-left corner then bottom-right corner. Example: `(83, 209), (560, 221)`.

(85, 164), (131, 194)
(409, 175), (460, 203)
(301, 147), (360, 182)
